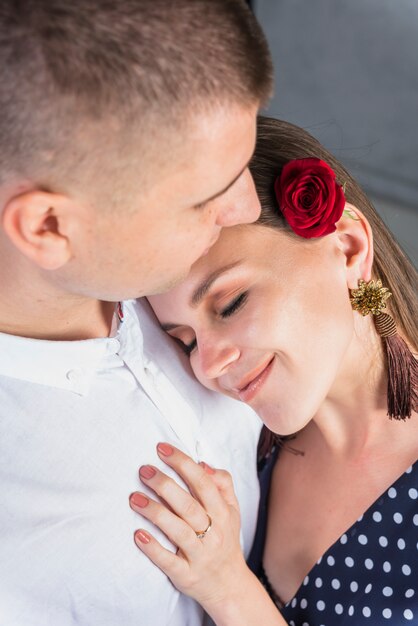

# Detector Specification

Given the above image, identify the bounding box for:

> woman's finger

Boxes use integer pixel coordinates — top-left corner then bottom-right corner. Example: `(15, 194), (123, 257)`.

(129, 491), (205, 558)
(138, 464), (211, 534)
(200, 463), (239, 510)
(133, 528), (188, 583)
(155, 443), (230, 518)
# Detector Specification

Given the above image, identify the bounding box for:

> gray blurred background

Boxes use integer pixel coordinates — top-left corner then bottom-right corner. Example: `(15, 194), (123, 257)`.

(251, 0), (418, 266)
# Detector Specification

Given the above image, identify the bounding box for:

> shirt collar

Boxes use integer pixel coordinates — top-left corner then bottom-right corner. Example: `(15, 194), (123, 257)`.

(0, 303), (129, 395)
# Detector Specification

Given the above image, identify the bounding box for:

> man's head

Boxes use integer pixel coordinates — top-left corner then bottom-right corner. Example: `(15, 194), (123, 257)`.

(0, 0), (273, 298)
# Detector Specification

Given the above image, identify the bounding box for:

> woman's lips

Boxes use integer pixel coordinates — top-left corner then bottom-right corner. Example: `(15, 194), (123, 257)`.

(237, 357), (275, 403)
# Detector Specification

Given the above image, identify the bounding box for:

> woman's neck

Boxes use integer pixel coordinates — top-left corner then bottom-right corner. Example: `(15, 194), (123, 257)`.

(310, 314), (393, 458)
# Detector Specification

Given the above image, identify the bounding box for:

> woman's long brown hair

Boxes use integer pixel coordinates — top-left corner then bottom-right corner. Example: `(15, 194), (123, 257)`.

(250, 116), (418, 459)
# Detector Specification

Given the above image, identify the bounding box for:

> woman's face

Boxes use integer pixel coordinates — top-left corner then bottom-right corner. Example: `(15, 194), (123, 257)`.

(148, 224), (355, 435)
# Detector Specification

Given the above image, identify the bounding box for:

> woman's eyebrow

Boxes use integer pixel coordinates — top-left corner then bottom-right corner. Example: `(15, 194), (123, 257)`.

(190, 260), (243, 307)
(160, 260), (244, 331)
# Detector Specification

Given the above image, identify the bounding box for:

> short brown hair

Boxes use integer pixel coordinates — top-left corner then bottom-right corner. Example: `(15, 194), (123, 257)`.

(0, 0), (272, 193)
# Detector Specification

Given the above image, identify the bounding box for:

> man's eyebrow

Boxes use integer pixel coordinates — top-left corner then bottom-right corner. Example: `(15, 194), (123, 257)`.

(191, 260), (243, 307)
(194, 160), (250, 208)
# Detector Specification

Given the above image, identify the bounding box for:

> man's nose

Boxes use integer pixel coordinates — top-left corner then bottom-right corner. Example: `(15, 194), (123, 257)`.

(198, 340), (240, 380)
(215, 169), (261, 227)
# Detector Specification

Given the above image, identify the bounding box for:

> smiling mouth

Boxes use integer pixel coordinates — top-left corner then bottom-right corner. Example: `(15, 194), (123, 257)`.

(236, 356), (275, 403)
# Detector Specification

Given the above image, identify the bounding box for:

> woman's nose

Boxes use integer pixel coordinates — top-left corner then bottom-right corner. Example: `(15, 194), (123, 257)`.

(198, 341), (240, 380)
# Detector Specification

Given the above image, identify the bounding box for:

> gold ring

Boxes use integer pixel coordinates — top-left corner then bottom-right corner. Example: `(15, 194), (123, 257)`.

(194, 514), (212, 539)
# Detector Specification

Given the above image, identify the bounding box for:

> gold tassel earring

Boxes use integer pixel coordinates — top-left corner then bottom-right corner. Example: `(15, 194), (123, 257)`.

(350, 279), (418, 420)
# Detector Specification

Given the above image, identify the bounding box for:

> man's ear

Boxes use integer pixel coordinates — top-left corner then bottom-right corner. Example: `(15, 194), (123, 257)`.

(335, 203), (374, 289)
(1, 190), (73, 270)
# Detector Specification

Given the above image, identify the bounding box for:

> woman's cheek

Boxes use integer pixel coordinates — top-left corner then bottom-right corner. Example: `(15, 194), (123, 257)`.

(237, 303), (267, 342)
(190, 358), (217, 393)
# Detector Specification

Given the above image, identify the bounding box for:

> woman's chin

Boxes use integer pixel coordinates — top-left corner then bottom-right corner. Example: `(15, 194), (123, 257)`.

(256, 403), (309, 437)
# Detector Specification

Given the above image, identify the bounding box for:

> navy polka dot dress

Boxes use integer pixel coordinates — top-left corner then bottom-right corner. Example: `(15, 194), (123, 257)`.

(248, 452), (417, 625)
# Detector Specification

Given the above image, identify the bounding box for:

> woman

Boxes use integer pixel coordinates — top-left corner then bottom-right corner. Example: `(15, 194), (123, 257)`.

(129, 117), (418, 625)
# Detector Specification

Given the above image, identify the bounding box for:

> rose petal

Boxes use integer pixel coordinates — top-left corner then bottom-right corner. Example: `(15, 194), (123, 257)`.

(274, 158), (345, 239)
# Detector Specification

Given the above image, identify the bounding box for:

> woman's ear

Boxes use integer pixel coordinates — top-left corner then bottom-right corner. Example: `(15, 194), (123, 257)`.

(335, 203), (374, 289)
(1, 190), (73, 270)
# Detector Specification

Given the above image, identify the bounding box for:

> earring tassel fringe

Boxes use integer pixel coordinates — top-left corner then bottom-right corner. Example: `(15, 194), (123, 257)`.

(375, 313), (418, 420)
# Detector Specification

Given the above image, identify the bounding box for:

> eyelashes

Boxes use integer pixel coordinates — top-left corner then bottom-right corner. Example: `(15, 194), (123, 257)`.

(219, 291), (248, 318)
(179, 291), (249, 356)
(183, 337), (197, 356)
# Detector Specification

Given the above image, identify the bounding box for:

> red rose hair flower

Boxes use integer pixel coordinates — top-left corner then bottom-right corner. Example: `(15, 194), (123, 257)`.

(274, 158), (346, 238)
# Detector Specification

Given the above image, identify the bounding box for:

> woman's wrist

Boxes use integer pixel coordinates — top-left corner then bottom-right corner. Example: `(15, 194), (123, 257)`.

(203, 567), (257, 621)
(194, 558), (251, 611)
(203, 566), (286, 626)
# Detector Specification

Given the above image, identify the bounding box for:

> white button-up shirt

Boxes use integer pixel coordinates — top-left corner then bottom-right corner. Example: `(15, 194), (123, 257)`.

(0, 299), (261, 626)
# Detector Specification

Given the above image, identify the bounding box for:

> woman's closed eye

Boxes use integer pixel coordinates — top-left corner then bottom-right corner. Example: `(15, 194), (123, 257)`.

(171, 335), (197, 356)
(183, 337), (197, 355)
(219, 292), (248, 318)
(172, 292), (249, 356)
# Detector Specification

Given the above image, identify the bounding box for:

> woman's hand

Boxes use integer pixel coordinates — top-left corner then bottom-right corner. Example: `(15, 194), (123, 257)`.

(129, 443), (287, 626)
(129, 442), (250, 610)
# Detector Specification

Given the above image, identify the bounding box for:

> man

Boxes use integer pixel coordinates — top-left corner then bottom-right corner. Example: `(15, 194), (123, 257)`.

(0, 1), (273, 624)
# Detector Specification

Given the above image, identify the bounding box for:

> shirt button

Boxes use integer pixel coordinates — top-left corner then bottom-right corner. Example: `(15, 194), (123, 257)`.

(66, 368), (84, 384)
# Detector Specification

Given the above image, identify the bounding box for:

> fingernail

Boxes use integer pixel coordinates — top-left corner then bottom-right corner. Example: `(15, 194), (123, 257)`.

(139, 465), (156, 479)
(135, 530), (151, 545)
(157, 442), (173, 456)
(200, 461), (215, 475)
(130, 493), (149, 508)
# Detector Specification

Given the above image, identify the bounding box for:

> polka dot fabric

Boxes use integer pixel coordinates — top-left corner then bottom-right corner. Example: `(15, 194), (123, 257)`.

(280, 462), (417, 625)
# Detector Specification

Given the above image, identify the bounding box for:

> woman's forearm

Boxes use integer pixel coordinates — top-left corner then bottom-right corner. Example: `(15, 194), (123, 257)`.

(204, 569), (287, 626)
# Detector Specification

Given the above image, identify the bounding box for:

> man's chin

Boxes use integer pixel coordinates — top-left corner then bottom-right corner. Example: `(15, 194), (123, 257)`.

(150, 246), (216, 296)
(144, 268), (191, 297)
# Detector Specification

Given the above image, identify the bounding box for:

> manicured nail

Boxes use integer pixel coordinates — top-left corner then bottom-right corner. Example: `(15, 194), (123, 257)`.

(200, 461), (215, 475)
(130, 493), (149, 508)
(139, 465), (156, 479)
(157, 442), (174, 456)
(135, 530), (151, 545)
